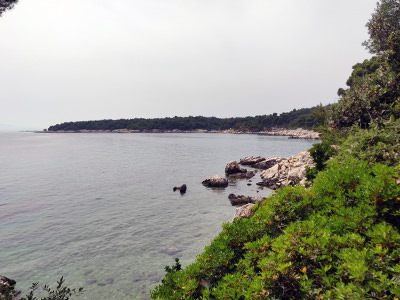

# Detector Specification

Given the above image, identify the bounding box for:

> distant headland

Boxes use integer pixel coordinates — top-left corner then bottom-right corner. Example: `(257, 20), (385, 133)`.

(45, 105), (326, 139)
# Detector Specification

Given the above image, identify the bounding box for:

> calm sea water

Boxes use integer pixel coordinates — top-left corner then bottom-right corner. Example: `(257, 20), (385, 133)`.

(0, 132), (315, 299)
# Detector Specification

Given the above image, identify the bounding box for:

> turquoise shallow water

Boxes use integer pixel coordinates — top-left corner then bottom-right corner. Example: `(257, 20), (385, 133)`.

(0, 132), (315, 299)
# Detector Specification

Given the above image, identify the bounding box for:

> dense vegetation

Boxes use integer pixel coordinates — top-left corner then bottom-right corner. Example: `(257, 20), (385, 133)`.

(0, 0), (18, 17)
(47, 106), (327, 132)
(150, 1), (400, 299)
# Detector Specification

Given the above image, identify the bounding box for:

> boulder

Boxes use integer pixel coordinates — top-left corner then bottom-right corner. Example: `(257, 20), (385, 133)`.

(239, 156), (266, 166)
(225, 161), (247, 175)
(228, 194), (263, 206)
(202, 175), (228, 188)
(233, 203), (255, 221)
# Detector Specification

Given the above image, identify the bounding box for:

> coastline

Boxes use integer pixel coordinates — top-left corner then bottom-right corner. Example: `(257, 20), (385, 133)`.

(42, 128), (320, 139)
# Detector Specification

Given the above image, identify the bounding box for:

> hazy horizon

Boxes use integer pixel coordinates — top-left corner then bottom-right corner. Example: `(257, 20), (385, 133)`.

(1, 0), (377, 130)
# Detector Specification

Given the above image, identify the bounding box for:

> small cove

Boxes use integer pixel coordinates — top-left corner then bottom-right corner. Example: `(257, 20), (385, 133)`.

(0, 132), (315, 299)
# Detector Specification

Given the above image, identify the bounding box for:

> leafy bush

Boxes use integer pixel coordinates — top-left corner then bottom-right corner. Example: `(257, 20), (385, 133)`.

(336, 120), (400, 167)
(305, 142), (336, 182)
(0, 277), (83, 300)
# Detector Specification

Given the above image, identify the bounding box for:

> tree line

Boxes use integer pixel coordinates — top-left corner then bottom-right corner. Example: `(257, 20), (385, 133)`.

(47, 105), (327, 132)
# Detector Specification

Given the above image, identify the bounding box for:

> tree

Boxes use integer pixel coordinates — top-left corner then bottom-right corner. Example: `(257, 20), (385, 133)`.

(363, 0), (400, 54)
(0, 0), (18, 16)
(331, 1), (400, 130)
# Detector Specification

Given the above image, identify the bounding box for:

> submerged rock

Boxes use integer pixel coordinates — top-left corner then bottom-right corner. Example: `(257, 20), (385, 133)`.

(160, 245), (183, 256)
(202, 175), (228, 188)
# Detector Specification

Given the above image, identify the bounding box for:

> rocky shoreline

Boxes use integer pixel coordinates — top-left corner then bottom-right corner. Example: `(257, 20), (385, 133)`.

(202, 150), (315, 220)
(42, 128), (320, 139)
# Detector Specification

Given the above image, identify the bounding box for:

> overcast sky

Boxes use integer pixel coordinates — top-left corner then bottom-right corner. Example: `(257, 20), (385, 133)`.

(1, 0), (377, 130)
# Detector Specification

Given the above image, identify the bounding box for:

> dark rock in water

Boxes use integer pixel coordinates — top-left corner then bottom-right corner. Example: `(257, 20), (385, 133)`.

(173, 184), (187, 194)
(0, 276), (16, 288)
(179, 184), (187, 194)
(228, 194), (264, 206)
(225, 161), (247, 175)
(0, 276), (16, 297)
(228, 170), (256, 179)
(202, 175), (228, 188)
(239, 156), (266, 166)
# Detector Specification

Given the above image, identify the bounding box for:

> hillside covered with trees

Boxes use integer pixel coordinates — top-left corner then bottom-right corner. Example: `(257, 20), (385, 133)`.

(47, 105), (327, 132)
(150, 1), (400, 299)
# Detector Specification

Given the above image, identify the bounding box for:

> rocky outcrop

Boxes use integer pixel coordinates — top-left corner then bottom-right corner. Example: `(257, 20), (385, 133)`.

(258, 150), (314, 190)
(232, 203), (255, 221)
(225, 161), (247, 175)
(239, 156), (266, 166)
(228, 194), (263, 206)
(202, 175), (228, 188)
(259, 128), (320, 139)
(238, 156), (286, 170)
(173, 184), (187, 194)
(0, 276), (16, 298)
(227, 170), (256, 179)
(254, 156), (285, 169)
(224, 161), (255, 179)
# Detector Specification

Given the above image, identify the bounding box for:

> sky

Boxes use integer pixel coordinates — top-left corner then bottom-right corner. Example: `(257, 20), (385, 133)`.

(0, 0), (378, 130)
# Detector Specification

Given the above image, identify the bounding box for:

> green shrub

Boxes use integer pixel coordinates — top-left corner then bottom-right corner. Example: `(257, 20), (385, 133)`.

(306, 142), (336, 182)
(0, 277), (83, 300)
(336, 120), (400, 167)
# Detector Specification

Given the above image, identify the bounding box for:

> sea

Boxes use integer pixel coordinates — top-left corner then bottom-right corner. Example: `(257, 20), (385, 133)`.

(0, 132), (315, 300)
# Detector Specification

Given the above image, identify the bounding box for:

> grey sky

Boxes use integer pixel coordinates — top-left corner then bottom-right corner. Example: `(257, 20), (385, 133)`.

(1, 0), (377, 130)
